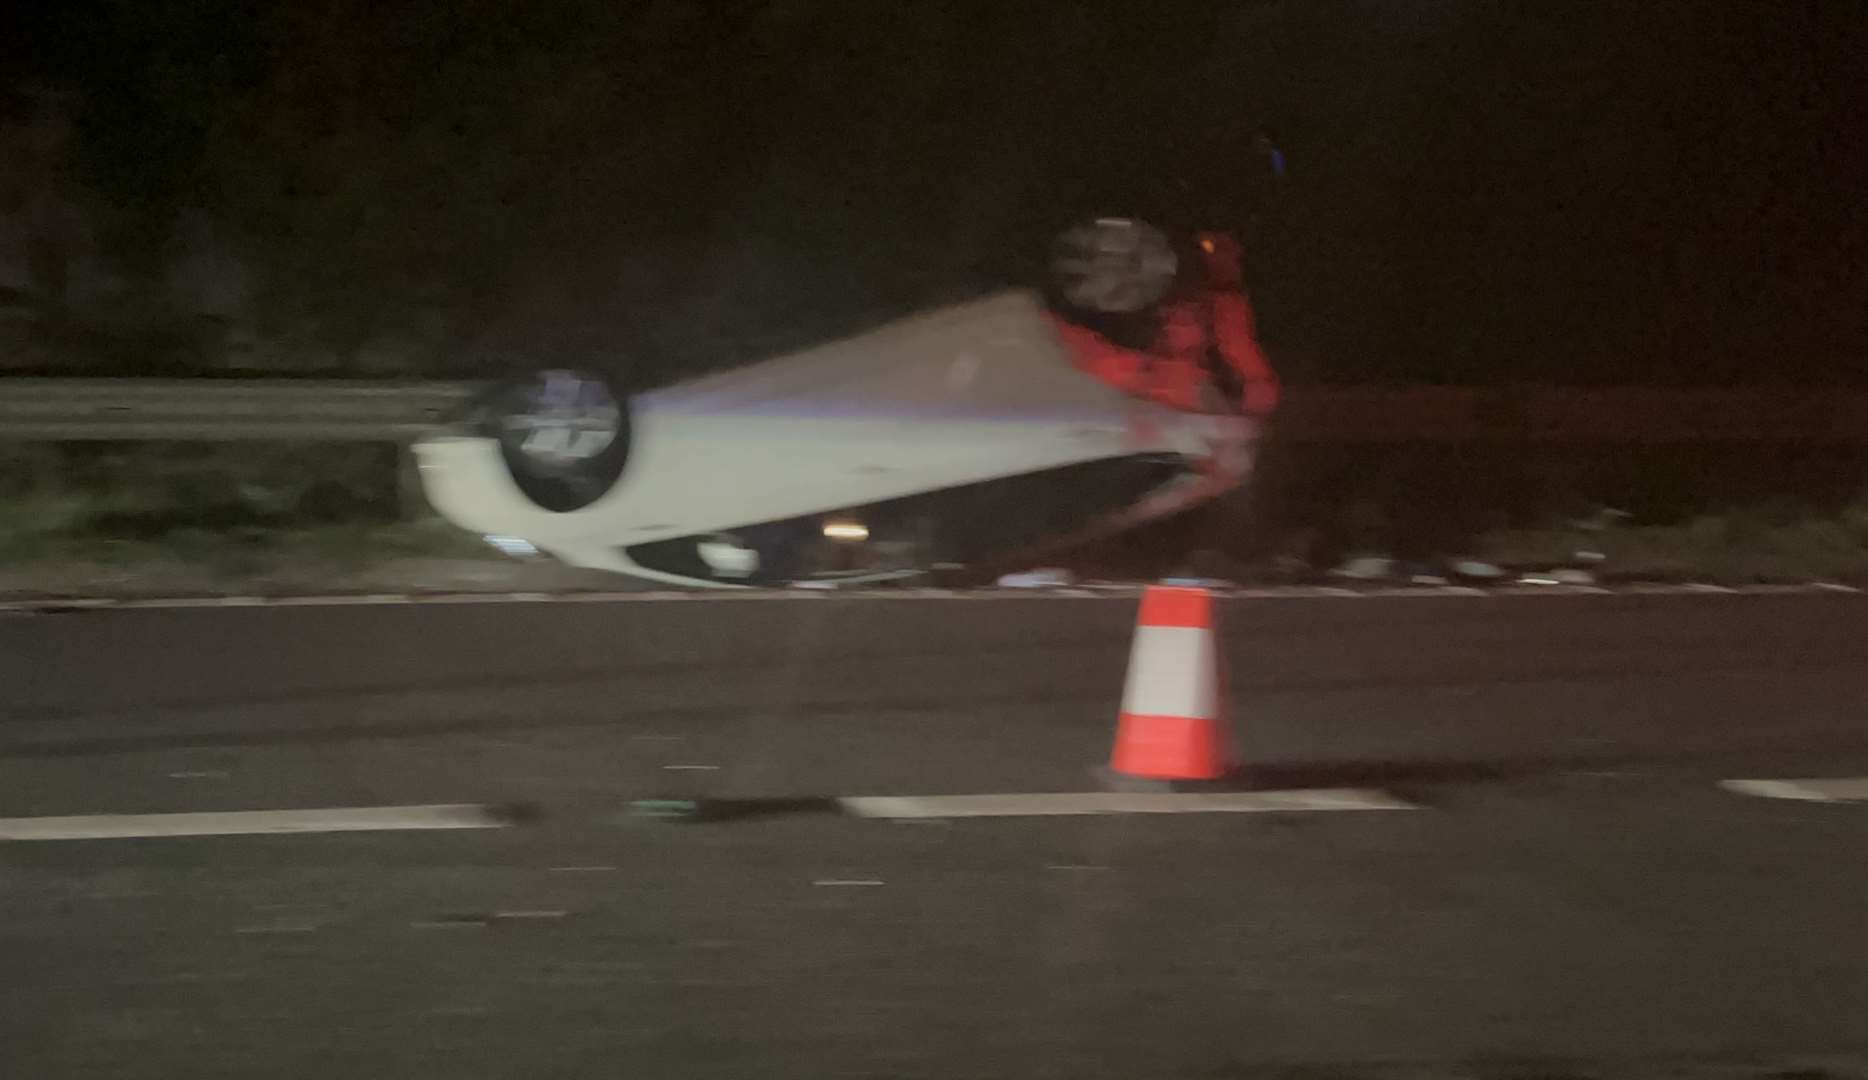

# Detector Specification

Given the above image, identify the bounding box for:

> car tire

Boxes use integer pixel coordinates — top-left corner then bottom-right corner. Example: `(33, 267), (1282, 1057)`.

(481, 369), (632, 513)
(1047, 217), (1180, 319)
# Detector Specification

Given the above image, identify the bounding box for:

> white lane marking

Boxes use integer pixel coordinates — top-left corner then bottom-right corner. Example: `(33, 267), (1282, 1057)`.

(548, 865), (616, 873)
(1722, 778), (1868, 803)
(661, 764), (720, 771)
(812, 879), (885, 887)
(167, 770), (229, 780)
(494, 909), (568, 920)
(116, 596), (255, 609)
(3, 582), (1860, 612)
(837, 788), (1415, 819)
(271, 593), (408, 606)
(0, 803), (509, 841)
(3, 582), (1853, 609)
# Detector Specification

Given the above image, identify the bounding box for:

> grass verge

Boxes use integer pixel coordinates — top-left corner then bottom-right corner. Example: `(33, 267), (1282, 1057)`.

(1480, 503), (1868, 584)
(0, 442), (494, 585)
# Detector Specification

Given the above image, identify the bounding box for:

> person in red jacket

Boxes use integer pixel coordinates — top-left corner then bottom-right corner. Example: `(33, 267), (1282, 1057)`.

(1051, 230), (1279, 419)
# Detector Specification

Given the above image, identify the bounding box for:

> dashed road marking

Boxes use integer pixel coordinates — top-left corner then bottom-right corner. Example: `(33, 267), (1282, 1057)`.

(1721, 777), (1868, 803)
(836, 788), (1416, 819)
(1, 582), (1857, 613)
(271, 593), (409, 606)
(6, 778), (1865, 846)
(0, 803), (511, 841)
(115, 596), (258, 609)
(2, 597), (119, 610)
(812, 879), (886, 887)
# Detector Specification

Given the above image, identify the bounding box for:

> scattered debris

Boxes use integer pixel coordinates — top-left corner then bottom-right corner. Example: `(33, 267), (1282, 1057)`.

(1518, 567), (1599, 586)
(1449, 559), (1507, 580)
(1330, 555), (1396, 581)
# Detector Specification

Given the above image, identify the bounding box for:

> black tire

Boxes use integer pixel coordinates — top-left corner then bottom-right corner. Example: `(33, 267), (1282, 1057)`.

(479, 369), (632, 513)
(1046, 217), (1180, 318)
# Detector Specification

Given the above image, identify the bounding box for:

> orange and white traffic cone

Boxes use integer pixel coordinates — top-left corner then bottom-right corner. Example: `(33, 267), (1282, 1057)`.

(1106, 584), (1235, 785)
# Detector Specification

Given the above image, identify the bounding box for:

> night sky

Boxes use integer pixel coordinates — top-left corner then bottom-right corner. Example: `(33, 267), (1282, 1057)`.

(9, 1), (1865, 384)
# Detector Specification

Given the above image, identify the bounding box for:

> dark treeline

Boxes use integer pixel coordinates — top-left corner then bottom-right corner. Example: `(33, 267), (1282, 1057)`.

(9, 1), (1863, 384)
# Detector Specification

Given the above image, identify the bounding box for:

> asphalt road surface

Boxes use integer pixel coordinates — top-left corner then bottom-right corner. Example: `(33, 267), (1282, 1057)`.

(3, 592), (1867, 1079)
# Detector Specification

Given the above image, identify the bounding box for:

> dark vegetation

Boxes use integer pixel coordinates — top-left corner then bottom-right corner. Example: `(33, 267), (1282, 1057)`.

(9, 3), (1863, 384)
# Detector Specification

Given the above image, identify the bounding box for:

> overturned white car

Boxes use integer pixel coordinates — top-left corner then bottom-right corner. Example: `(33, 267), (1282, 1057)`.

(415, 224), (1270, 588)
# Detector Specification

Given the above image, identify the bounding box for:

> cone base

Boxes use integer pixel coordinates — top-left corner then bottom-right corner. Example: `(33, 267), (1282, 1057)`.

(1094, 766), (1243, 794)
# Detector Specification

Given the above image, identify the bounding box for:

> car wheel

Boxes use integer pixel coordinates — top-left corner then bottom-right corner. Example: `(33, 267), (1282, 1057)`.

(1048, 217), (1180, 317)
(484, 369), (631, 512)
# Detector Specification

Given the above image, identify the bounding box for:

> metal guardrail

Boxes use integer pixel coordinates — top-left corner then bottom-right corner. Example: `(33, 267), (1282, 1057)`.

(4, 378), (1868, 442)
(0, 378), (484, 441)
(1274, 386), (1868, 443)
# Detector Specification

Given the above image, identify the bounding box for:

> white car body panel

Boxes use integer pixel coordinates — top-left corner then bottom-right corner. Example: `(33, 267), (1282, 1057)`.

(414, 291), (1254, 585)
